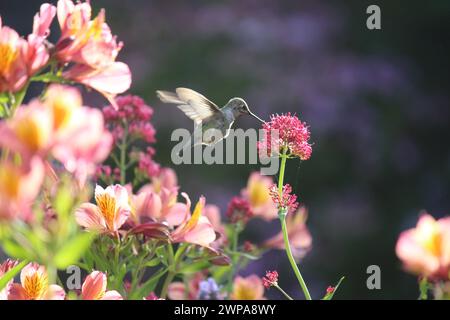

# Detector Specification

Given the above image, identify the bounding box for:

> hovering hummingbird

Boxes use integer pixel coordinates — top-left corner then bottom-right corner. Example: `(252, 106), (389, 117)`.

(156, 87), (265, 146)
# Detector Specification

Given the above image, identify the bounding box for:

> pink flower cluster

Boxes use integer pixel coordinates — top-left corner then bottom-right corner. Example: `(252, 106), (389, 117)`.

(101, 95), (160, 180)
(103, 95), (156, 143)
(138, 147), (161, 179)
(269, 183), (299, 214)
(262, 270), (279, 289)
(226, 196), (253, 224)
(258, 113), (312, 160)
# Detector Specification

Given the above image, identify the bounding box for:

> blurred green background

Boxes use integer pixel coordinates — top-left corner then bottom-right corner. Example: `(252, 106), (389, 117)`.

(1, 0), (449, 299)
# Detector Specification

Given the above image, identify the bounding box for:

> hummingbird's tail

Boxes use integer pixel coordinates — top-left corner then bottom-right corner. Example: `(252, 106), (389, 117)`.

(156, 90), (184, 104)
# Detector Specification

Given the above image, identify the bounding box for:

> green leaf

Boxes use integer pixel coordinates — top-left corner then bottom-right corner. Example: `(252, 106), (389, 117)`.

(322, 276), (345, 300)
(0, 93), (8, 104)
(227, 250), (260, 261)
(133, 269), (167, 299)
(53, 232), (96, 269)
(31, 73), (72, 84)
(0, 260), (28, 291)
(54, 186), (74, 219)
(144, 258), (161, 268)
(179, 260), (210, 274)
(419, 277), (429, 300)
(0, 104), (6, 118)
(2, 240), (33, 260)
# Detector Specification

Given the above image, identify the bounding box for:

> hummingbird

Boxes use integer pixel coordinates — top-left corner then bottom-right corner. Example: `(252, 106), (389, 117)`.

(156, 87), (265, 146)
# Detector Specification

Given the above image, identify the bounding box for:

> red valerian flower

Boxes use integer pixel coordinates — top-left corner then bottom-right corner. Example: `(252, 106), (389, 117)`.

(269, 183), (299, 213)
(226, 196), (253, 224)
(262, 270), (279, 289)
(258, 113), (312, 160)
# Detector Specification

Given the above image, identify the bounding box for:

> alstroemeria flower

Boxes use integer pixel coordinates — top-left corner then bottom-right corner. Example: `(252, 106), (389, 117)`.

(7, 263), (65, 300)
(396, 213), (450, 280)
(171, 194), (216, 248)
(75, 184), (131, 233)
(130, 169), (182, 227)
(0, 157), (45, 221)
(55, 0), (131, 102)
(81, 271), (122, 300)
(132, 185), (183, 228)
(137, 168), (180, 221)
(0, 17), (28, 92)
(0, 84), (83, 158)
(43, 84), (82, 132)
(51, 106), (113, 186)
(241, 172), (278, 221)
(204, 204), (227, 247)
(0, 259), (18, 300)
(0, 100), (53, 158)
(32, 3), (56, 38)
(231, 275), (266, 300)
(0, 4), (56, 93)
(150, 167), (178, 193)
(0, 85), (113, 186)
(44, 84), (112, 186)
(23, 3), (56, 76)
(263, 206), (312, 259)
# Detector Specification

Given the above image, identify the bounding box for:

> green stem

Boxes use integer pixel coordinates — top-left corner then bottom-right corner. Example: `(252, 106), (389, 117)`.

(278, 151), (287, 193)
(274, 284), (294, 300)
(160, 244), (188, 299)
(9, 83), (29, 117)
(47, 264), (57, 287)
(280, 215), (311, 300)
(277, 150), (312, 300)
(160, 270), (176, 299)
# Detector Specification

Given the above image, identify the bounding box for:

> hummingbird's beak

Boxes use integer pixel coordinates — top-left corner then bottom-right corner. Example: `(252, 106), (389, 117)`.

(249, 111), (265, 123)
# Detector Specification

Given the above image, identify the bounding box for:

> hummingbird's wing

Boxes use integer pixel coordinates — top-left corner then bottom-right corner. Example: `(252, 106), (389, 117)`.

(156, 88), (221, 124)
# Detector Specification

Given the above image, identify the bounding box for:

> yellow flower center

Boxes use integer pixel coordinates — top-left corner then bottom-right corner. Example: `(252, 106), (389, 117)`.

(50, 95), (79, 131)
(0, 165), (20, 199)
(86, 15), (103, 41)
(13, 117), (48, 152)
(249, 181), (270, 207)
(416, 219), (442, 257)
(234, 285), (258, 300)
(95, 193), (116, 230)
(0, 42), (18, 75)
(23, 272), (48, 300)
